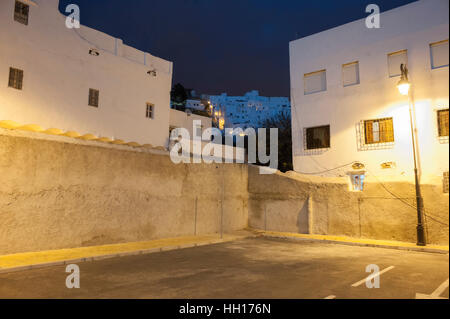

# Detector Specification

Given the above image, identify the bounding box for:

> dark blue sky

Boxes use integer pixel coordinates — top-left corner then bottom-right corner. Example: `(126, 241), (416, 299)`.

(59, 0), (416, 97)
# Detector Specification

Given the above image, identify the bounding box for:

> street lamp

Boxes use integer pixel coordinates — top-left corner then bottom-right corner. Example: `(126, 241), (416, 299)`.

(397, 63), (426, 246)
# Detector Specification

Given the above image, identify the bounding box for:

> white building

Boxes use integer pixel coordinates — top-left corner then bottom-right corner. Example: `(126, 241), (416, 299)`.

(0, 0), (173, 147)
(185, 99), (207, 111)
(207, 90), (290, 130)
(289, 0), (449, 191)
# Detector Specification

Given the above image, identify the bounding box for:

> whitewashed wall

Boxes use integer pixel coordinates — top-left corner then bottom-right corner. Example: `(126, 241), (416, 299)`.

(0, 0), (173, 147)
(289, 0), (449, 186)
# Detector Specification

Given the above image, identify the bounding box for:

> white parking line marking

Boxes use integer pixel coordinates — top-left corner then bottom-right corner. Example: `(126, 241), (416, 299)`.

(324, 295), (336, 299)
(351, 266), (395, 287)
(431, 278), (449, 297)
(416, 278), (449, 299)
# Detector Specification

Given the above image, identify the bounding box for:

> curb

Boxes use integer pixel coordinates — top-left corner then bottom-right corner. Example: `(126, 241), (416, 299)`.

(261, 234), (449, 254)
(0, 235), (255, 275)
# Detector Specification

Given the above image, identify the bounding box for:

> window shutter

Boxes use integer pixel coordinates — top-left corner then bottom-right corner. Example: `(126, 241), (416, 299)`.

(430, 40), (449, 69)
(365, 121), (373, 144)
(385, 118), (394, 142)
(438, 109), (449, 137)
(388, 50), (408, 77)
(8, 67), (23, 90)
(304, 70), (327, 94)
(342, 62), (360, 87)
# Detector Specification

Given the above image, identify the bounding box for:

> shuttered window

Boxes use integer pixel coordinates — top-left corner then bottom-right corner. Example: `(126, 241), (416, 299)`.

(146, 103), (154, 119)
(88, 89), (99, 107)
(14, 1), (29, 25)
(438, 109), (449, 137)
(304, 70), (327, 95)
(388, 50), (407, 77)
(8, 67), (24, 90)
(305, 125), (330, 149)
(342, 61), (360, 87)
(364, 118), (394, 144)
(430, 40), (449, 69)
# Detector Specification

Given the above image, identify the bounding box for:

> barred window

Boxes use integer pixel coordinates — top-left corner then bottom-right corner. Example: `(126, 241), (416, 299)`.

(364, 118), (394, 144)
(14, 1), (29, 25)
(146, 103), (154, 119)
(444, 172), (449, 194)
(88, 89), (99, 107)
(8, 67), (24, 90)
(437, 109), (449, 137)
(305, 125), (330, 149)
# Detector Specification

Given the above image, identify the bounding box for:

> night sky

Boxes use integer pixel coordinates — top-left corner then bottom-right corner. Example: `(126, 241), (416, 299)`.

(58, 0), (416, 97)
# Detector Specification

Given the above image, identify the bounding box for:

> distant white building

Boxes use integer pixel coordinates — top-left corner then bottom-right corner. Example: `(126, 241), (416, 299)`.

(0, 0), (173, 147)
(289, 0), (449, 191)
(185, 99), (206, 111)
(206, 90), (290, 130)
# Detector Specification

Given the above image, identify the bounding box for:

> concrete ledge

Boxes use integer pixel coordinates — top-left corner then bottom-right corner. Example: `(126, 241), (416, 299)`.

(255, 230), (449, 254)
(0, 233), (255, 275)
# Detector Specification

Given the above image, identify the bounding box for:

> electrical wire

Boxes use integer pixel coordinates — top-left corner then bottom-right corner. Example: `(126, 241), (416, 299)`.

(366, 169), (449, 227)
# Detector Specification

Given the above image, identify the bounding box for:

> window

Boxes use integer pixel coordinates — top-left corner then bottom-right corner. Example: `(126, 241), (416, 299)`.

(14, 1), (29, 25)
(350, 173), (365, 191)
(437, 109), (449, 137)
(146, 103), (154, 119)
(195, 124), (203, 138)
(304, 70), (327, 95)
(342, 61), (360, 87)
(444, 172), (449, 194)
(8, 67), (24, 90)
(305, 125), (330, 149)
(88, 89), (99, 107)
(387, 50), (407, 77)
(364, 118), (394, 144)
(430, 40), (449, 69)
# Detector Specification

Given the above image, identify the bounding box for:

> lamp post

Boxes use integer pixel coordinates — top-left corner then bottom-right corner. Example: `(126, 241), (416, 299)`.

(396, 63), (426, 246)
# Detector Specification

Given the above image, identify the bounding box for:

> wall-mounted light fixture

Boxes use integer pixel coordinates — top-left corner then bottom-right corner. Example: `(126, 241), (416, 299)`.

(147, 69), (157, 77)
(397, 64), (410, 96)
(89, 49), (100, 56)
(352, 162), (365, 170)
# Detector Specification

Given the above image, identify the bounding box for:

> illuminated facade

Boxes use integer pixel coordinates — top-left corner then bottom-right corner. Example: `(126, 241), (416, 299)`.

(0, 0), (173, 147)
(207, 90), (290, 130)
(289, 0), (449, 190)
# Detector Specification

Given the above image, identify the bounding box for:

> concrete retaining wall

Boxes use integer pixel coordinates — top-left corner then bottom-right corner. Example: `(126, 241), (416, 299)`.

(0, 130), (448, 255)
(248, 166), (449, 245)
(0, 131), (248, 254)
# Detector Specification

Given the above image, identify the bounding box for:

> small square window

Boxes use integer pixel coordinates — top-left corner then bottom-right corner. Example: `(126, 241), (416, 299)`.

(350, 173), (365, 192)
(195, 124), (203, 138)
(305, 125), (330, 150)
(364, 118), (394, 144)
(437, 109), (449, 137)
(146, 103), (154, 119)
(430, 40), (449, 69)
(342, 61), (360, 87)
(444, 172), (449, 194)
(88, 89), (99, 107)
(14, 1), (29, 25)
(8, 67), (24, 90)
(304, 70), (327, 95)
(387, 50), (407, 77)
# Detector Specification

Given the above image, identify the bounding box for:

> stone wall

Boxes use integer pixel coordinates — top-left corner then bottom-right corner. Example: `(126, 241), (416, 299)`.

(0, 130), (248, 254)
(0, 130), (448, 255)
(248, 166), (449, 245)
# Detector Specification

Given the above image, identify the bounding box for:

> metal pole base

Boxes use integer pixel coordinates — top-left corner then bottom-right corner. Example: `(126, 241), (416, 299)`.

(416, 224), (426, 246)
